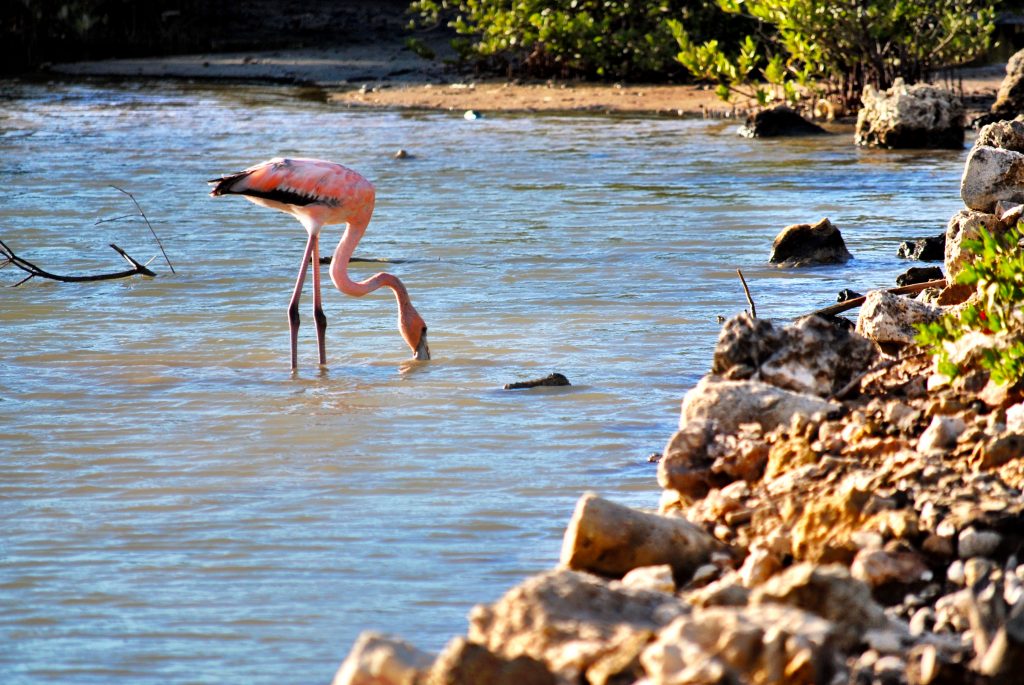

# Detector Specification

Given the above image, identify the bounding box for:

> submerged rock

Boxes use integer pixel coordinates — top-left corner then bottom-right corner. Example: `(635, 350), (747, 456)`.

(837, 288), (863, 303)
(896, 265), (944, 286)
(897, 233), (946, 261)
(855, 78), (964, 149)
(769, 217), (852, 266)
(738, 104), (828, 138)
(503, 373), (571, 390)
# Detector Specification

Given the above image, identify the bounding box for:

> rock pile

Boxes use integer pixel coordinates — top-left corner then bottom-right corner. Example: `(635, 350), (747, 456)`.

(330, 114), (1024, 685)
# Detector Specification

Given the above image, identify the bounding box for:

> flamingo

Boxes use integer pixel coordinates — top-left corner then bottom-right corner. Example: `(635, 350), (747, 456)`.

(208, 157), (430, 369)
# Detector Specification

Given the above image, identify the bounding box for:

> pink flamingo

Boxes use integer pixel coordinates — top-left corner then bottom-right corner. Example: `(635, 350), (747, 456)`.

(208, 157), (430, 369)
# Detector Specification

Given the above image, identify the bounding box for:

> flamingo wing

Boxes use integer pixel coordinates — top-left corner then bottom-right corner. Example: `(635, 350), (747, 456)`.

(208, 158), (346, 207)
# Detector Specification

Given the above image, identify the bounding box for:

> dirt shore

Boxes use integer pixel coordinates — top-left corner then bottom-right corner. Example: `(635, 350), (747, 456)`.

(49, 43), (1007, 118)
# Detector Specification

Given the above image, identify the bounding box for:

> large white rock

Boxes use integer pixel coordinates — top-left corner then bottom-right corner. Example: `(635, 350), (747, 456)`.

(759, 315), (877, 397)
(332, 632), (434, 685)
(560, 492), (722, 581)
(855, 290), (942, 346)
(960, 145), (1024, 213)
(713, 313), (876, 397)
(856, 78), (964, 149)
(680, 375), (841, 434)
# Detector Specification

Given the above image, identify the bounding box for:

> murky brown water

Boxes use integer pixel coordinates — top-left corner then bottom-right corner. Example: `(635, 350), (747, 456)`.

(1, 79), (968, 683)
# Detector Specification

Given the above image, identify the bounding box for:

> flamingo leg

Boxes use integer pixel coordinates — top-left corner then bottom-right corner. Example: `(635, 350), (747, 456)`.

(311, 235), (327, 366)
(288, 233), (317, 371)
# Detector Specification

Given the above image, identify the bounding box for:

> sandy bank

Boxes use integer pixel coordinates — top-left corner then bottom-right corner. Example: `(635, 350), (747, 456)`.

(49, 46), (1007, 118)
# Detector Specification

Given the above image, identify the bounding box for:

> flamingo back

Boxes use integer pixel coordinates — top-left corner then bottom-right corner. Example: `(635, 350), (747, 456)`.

(208, 157), (375, 227)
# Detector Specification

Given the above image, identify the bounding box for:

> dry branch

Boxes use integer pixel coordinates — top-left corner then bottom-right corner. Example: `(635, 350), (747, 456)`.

(0, 239), (156, 285)
(102, 185), (175, 274)
(810, 278), (946, 318)
(737, 268), (756, 318)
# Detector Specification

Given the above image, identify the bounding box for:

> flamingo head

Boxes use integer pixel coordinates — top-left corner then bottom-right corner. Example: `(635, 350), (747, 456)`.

(399, 307), (430, 361)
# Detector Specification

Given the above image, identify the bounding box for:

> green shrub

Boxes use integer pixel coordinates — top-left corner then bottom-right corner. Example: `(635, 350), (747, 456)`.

(916, 226), (1024, 387)
(409, 0), (743, 80)
(670, 0), (997, 108)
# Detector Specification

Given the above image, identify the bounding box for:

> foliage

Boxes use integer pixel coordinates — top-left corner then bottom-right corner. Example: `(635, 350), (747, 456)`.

(916, 226), (1024, 387)
(409, 0), (744, 80)
(670, 0), (998, 108)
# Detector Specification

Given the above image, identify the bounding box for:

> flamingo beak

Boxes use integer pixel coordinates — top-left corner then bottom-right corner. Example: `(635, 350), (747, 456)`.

(414, 330), (430, 361)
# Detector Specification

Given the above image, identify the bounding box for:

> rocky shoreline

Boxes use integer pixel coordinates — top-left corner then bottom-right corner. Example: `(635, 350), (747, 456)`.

(327, 100), (1024, 685)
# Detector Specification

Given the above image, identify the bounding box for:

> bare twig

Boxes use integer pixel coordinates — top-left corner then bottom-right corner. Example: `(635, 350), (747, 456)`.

(109, 185), (175, 274)
(736, 268), (756, 318)
(810, 278), (946, 318)
(0, 239), (156, 285)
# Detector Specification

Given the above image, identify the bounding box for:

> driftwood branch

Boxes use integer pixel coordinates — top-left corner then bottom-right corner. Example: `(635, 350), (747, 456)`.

(810, 278), (947, 318)
(0, 239), (156, 286)
(106, 185), (176, 274)
(737, 268), (756, 318)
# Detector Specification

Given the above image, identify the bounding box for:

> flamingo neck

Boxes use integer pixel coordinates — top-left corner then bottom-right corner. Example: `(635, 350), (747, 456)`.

(329, 224), (415, 314)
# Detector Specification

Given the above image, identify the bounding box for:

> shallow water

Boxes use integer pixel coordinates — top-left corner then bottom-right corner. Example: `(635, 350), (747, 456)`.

(1, 79), (967, 683)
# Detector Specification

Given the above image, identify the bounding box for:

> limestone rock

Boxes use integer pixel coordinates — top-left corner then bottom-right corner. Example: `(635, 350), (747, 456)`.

(850, 548), (931, 588)
(855, 79), (965, 149)
(641, 604), (838, 685)
(333, 632), (434, 685)
(738, 105), (828, 138)
(712, 313), (876, 397)
(739, 544), (782, 588)
(897, 233), (946, 261)
(711, 312), (783, 380)
(560, 493), (723, 581)
(621, 565), (676, 594)
(769, 217), (852, 266)
(917, 415), (967, 454)
(658, 420), (717, 500)
(991, 49), (1024, 120)
(960, 145), (1024, 214)
(426, 637), (555, 685)
(467, 569), (687, 684)
(762, 315), (876, 397)
(855, 290), (942, 346)
(977, 118), (1024, 152)
(680, 375), (841, 435)
(957, 527), (1003, 559)
(751, 562), (886, 650)
(950, 210), (1007, 280)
